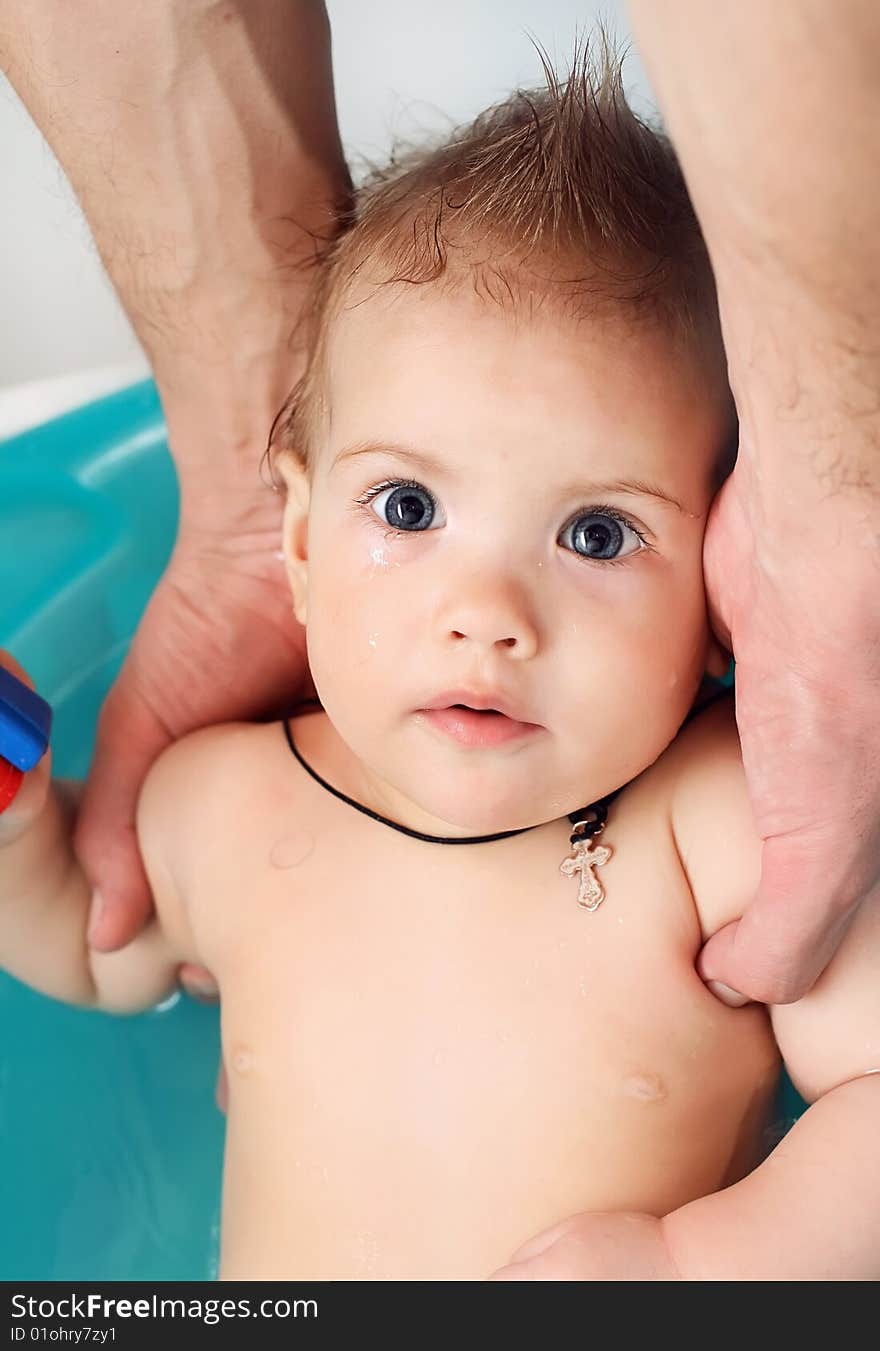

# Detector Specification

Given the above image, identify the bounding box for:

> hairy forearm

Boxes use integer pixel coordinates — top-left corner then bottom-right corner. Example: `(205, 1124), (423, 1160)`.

(0, 0), (350, 489)
(628, 2), (880, 300)
(628, 1), (880, 502)
(663, 1074), (880, 1279)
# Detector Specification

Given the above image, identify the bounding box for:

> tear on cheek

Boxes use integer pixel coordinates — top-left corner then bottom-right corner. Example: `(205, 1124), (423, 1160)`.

(622, 1072), (668, 1104)
(363, 542), (402, 576)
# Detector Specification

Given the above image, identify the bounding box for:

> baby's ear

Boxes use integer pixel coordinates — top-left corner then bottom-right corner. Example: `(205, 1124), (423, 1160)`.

(276, 455), (310, 627)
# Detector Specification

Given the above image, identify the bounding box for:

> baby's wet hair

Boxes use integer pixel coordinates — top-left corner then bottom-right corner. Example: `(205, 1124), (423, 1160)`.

(267, 33), (734, 482)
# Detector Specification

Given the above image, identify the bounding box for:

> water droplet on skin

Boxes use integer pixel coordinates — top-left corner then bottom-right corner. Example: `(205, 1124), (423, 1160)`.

(622, 1072), (667, 1104)
(270, 831), (315, 868)
(578, 978), (589, 997)
(231, 1045), (254, 1075)
(368, 631), (380, 649)
(368, 545), (390, 575)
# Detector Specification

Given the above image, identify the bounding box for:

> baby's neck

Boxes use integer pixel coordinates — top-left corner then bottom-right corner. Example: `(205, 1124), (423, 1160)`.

(284, 703), (614, 843)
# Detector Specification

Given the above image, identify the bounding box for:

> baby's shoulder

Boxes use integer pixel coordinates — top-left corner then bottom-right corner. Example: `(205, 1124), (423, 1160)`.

(136, 720), (285, 890)
(139, 719), (272, 809)
(630, 692), (761, 940)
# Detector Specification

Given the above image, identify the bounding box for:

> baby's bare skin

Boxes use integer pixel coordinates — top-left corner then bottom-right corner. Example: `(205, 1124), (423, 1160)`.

(168, 702), (778, 1280)
(4, 238), (875, 1278)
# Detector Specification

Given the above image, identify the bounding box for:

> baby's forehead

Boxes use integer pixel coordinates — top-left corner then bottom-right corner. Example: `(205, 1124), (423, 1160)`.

(331, 284), (618, 402)
(327, 280), (725, 435)
(331, 264), (645, 341)
(328, 268), (722, 374)
(317, 290), (730, 514)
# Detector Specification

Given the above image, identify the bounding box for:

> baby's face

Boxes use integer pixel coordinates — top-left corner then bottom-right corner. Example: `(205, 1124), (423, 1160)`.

(285, 285), (730, 835)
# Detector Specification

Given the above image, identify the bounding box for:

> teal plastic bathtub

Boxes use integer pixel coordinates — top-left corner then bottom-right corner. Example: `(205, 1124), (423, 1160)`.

(0, 384), (804, 1278)
(0, 383), (223, 1280)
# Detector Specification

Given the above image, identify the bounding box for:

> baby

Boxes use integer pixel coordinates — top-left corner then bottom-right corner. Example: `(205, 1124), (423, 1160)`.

(1, 48), (878, 1281)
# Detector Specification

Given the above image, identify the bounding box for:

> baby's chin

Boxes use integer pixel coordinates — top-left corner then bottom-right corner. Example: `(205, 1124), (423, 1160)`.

(327, 712), (627, 836)
(380, 773), (597, 838)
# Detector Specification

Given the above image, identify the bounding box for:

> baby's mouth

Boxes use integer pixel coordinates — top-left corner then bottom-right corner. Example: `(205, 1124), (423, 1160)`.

(416, 699), (542, 749)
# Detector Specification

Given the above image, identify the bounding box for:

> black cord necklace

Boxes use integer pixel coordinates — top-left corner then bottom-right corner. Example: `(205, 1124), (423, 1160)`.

(283, 716), (618, 845)
(281, 685), (732, 911)
(282, 715), (620, 910)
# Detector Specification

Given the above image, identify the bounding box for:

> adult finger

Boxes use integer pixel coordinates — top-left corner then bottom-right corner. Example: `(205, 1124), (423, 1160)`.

(74, 667), (173, 951)
(699, 831), (868, 1005)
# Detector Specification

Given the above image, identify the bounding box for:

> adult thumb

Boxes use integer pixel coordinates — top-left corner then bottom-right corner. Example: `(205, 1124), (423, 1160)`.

(73, 672), (172, 951)
(698, 835), (859, 1006)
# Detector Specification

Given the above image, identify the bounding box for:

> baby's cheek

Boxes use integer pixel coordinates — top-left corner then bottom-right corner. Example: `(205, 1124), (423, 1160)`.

(558, 619), (697, 785)
(308, 557), (400, 692)
(631, 574), (710, 692)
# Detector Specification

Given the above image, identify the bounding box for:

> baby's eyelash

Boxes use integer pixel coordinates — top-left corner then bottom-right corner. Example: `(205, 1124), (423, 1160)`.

(352, 482), (653, 561)
(574, 502), (652, 566)
(354, 477), (422, 508)
(351, 478), (431, 538)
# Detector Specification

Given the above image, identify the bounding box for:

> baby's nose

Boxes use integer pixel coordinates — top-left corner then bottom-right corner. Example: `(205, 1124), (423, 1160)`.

(439, 578), (539, 659)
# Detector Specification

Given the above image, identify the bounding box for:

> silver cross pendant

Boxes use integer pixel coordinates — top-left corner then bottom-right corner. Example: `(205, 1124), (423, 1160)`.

(560, 830), (612, 911)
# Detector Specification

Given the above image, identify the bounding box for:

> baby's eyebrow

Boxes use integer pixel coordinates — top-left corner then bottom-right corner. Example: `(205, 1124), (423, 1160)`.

(330, 440), (451, 478)
(331, 440), (688, 513)
(557, 477), (687, 513)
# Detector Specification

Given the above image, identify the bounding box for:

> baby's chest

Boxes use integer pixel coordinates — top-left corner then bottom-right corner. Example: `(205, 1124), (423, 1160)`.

(213, 804), (684, 1012)
(209, 812), (773, 1141)
(196, 783), (780, 1275)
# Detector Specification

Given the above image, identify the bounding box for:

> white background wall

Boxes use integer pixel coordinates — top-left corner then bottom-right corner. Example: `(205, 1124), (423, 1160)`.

(0, 0), (652, 391)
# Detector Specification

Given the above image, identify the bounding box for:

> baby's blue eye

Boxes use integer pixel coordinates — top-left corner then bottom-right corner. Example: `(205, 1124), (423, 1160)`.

(369, 482), (438, 531)
(560, 510), (644, 561)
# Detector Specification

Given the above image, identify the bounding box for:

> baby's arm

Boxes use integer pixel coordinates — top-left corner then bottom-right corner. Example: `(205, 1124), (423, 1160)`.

(0, 696), (199, 1013)
(663, 699), (880, 1279)
(661, 918), (880, 1279)
(496, 700), (879, 1281)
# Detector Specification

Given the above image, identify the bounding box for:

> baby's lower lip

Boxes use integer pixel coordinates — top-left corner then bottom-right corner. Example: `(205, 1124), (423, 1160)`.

(417, 706), (541, 749)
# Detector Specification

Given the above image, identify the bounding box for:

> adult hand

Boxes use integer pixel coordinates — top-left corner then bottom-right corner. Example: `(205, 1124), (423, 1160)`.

(628, 0), (880, 1003)
(78, 490), (311, 951)
(2, 0), (350, 949)
(698, 463), (880, 1005)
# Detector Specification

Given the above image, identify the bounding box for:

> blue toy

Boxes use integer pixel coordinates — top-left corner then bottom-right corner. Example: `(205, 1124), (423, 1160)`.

(0, 665), (52, 772)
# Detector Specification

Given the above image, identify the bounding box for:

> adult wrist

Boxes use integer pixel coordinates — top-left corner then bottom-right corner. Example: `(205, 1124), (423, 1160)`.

(151, 281), (311, 503)
(715, 256), (880, 506)
(162, 400), (284, 535)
